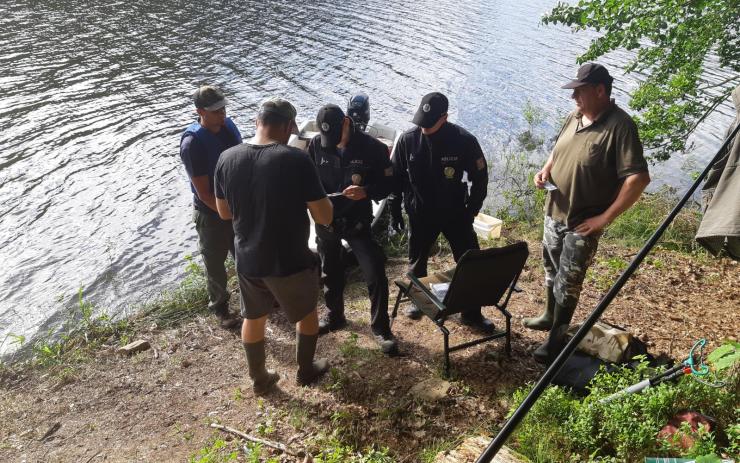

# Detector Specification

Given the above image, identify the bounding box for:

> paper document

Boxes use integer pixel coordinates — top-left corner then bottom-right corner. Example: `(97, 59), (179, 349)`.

(430, 282), (450, 300)
(544, 181), (558, 191)
(327, 192), (344, 197)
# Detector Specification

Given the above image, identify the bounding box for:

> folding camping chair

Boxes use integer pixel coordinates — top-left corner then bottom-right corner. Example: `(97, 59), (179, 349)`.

(391, 242), (529, 376)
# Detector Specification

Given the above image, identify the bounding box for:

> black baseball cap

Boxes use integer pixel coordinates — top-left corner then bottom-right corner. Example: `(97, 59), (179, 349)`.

(412, 92), (448, 128)
(194, 85), (227, 111)
(316, 104), (346, 148)
(561, 63), (614, 89)
(259, 98), (299, 134)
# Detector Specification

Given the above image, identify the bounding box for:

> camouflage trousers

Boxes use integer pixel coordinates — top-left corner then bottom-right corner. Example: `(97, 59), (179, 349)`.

(542, 216), (601, 309)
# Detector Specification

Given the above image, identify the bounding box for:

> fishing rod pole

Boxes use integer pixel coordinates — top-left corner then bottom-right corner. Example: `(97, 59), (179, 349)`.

(476, 121), (740, 462)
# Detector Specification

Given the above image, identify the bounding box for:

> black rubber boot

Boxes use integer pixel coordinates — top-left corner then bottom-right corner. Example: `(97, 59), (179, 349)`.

(317, 315), (348, 336)
(460, 308), (496, 334)
(296, 333), (329, 386)
(533, 303), (576, 364)
(242, 341), (279, 395)
(522, 286), (556, 331)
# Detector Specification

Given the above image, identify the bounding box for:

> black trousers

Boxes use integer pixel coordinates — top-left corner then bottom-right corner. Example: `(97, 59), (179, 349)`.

(408, 211), (483, 318)
(316, 224), (391, 335)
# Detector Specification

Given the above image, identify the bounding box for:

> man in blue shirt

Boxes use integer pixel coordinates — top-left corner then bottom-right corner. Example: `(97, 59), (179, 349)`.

(179, 85), (242, 327)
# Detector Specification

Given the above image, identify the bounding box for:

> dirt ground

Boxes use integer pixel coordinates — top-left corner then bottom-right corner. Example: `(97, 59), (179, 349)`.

(1, 239), (738, 462)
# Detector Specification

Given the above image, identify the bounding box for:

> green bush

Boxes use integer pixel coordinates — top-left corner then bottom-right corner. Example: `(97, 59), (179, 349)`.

(509, 355), (739, 462)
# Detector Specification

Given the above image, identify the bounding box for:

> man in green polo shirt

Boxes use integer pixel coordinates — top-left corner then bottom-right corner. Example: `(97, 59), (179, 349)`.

(523, 63), (651, 363)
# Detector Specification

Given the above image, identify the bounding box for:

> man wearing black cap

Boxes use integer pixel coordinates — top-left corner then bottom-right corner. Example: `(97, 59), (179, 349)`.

(307, 104), (398, 355)
(524, 63), (650, 363)
(179, 85), (242, 328)
(214, 98), (334, 393)
(389, 92), (494, 332)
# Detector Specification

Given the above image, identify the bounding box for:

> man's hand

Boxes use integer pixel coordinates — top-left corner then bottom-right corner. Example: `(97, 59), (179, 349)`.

(391, 207), (405, 233)
(574, 214), (610, 236)
(342, 185), (367, 201)
(534, 169), (550, 189)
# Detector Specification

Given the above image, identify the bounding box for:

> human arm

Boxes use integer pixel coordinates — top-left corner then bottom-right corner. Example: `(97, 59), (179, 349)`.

(353, 143), (393, 201)
(191, 176), (219, 212)
(465, 137), (488, 220)
(534, 151), (555, 189)
(215, 197), (232, 220)
(180, 135), (219, 212)
(307, 197), (333, 225)
(388, 138), (406, 231)
(574, 171), (651, 236)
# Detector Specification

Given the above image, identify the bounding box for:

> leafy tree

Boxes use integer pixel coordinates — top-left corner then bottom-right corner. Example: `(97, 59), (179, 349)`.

(543, 0), (739, 161)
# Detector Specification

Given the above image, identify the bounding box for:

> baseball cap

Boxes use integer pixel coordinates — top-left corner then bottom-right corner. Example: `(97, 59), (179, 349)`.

(259, 98), (299, 134)
(412, 92), (449, 128)
(561, 63), (614, 89)
(316, 104), (346, 148)
(194, 86), (228, 111)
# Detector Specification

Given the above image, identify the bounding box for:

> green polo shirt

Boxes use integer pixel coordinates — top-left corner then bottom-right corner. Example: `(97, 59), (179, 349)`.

(545, 104), (648, 228)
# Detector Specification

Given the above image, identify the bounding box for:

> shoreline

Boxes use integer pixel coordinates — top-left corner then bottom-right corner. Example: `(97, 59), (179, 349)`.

(1, 196), (738, 462)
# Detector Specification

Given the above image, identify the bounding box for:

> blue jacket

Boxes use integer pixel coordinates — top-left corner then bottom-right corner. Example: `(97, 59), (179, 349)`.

(180, 117), (242, 212)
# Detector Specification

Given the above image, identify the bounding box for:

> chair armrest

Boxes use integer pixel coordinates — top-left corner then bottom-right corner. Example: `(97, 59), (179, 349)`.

(407, 272), (447, 314)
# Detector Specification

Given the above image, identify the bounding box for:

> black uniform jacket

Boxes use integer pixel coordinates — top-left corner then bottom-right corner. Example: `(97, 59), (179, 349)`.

(308, 128), (393, 226)
(390, 122), (488, 219)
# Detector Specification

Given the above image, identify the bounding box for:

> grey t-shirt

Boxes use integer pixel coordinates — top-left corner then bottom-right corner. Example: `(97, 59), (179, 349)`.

(214, 142), (326, 277)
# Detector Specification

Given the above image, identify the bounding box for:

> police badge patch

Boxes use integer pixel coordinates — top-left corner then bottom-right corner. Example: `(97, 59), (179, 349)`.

(443, 167), (455, 179)
(351, 173), (362, 185)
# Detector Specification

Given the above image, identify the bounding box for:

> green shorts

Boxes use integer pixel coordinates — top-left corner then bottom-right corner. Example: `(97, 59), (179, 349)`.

(238, 267), (319, 323)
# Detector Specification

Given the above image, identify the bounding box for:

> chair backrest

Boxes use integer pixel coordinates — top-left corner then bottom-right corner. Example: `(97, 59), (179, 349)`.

(442, 241), (529, 315)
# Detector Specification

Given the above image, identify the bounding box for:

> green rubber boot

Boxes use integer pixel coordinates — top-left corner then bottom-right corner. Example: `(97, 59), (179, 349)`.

(243, 340), (280, 395)
(522, 286), (555, 331)
(533, 302), (576, 364)
(296, 333), (329, 386)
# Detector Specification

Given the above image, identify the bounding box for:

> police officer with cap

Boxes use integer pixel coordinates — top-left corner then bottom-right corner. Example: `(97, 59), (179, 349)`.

(307, 104), (399, 355)
(389, 92), (494, 332)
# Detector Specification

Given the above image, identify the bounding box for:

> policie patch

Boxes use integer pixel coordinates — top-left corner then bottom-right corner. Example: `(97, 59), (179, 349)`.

(443, 166), (455, 179)
(384, 167), (393, 177)
(351, 173), (363, 185)
(476, 157), (486, 171)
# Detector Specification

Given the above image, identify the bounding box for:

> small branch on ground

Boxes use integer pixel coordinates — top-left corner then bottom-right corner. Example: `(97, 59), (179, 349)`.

(210, 422), (304, 457)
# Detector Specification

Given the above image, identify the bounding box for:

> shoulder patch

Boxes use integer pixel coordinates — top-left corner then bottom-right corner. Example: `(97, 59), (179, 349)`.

(384, 167), (393, 177)
(476, 157), (486, 170)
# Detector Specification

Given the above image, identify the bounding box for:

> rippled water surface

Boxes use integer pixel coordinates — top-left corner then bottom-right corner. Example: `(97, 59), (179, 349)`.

(0, 0), (735, 352)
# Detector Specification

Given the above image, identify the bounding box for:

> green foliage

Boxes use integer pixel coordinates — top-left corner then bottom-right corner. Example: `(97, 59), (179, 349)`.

(706, 342), (740, 372)
(542, 0), (739, 161)
(604, 187), (703, 251)
(30, 287), (132, 367)
(188, 438), (238, 463)
(312, 433), (394, 463)
(509, 355), (739, 462)
(138, 254), (210, 328)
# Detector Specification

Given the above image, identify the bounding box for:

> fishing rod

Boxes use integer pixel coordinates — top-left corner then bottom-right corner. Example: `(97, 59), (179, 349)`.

(476, 121), (740, 462)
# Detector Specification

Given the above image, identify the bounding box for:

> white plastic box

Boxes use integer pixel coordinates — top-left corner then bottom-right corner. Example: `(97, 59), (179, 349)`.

(473, 213), (503, 239)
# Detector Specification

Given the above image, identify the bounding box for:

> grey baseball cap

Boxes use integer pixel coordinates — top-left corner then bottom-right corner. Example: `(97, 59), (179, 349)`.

(193, 85), (228, 111)
(259, 98), (299, 134)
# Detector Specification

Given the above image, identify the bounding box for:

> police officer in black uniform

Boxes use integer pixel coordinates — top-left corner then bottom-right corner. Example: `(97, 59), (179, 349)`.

(308, 104), (399, 355)
(389, 92), (494, 332)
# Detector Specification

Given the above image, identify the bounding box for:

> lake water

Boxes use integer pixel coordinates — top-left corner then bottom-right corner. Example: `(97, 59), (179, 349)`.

(0, 0), (735, 354)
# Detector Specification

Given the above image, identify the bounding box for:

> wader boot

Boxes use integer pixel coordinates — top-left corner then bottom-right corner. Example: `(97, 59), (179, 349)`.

(522, 286), (555, 331)
(243, 341), (280, 395)
(533, 303), (575, 364)
(296, 333), (329, 386)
